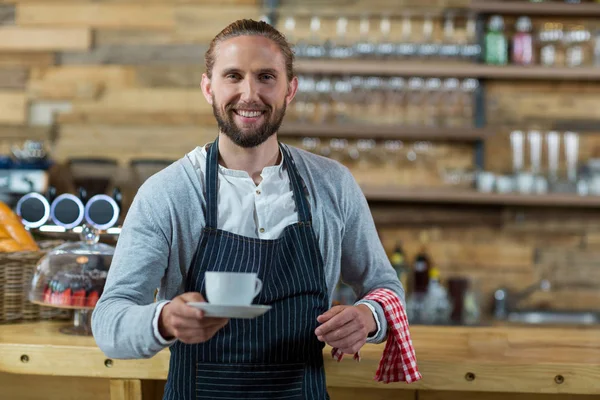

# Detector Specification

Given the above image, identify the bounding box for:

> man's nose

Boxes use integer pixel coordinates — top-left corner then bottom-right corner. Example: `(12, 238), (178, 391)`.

(240, 78), (260, 102)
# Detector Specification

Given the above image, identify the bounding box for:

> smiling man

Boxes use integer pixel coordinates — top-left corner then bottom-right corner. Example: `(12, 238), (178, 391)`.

(92, 19), (420, 400)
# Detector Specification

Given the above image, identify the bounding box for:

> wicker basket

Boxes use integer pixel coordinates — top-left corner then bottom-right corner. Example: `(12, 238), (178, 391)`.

(0, 240), (72, 324)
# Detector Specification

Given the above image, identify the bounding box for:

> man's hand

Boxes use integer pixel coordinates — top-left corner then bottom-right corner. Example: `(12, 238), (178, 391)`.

(158, 292), (229, 344)
(314, 305), (376, 354)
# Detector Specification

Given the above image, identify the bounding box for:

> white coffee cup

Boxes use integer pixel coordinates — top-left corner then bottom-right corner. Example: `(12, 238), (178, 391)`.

(205, 272), (262, 306)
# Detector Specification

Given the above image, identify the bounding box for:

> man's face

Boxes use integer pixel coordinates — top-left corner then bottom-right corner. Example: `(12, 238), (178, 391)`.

(201, 35), (298, 148)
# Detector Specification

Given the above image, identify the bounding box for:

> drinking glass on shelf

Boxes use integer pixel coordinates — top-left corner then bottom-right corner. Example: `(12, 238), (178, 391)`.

(364, 76), (385, 125)
(424, 78), (442, 127)
(384, 77), (406, 126)
(331, 76), (353, 124)
(301, 137), (321, 154)
(405, 77), (425, 126)
(460, 79), (478, 128)
(350, 75), (366, 123)
(294, 75), (316, 123)
(441, 78), (461, 127)
(383, 140), (404, 168)
(328, 138), (349, 164)
(314, 76), (333, 124)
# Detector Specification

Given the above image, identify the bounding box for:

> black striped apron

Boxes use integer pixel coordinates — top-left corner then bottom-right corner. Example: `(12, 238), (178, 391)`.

(163, 139), (330, 399)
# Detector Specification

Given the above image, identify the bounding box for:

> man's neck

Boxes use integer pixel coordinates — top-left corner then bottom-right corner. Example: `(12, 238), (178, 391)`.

(217, 133), (281, 185)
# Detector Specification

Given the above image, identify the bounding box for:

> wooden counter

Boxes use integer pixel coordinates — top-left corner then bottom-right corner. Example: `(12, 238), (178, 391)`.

(1, 321), (600, 400)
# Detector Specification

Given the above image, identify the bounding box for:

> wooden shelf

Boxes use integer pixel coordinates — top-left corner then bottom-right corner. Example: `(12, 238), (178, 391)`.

(362, 186), (600, 208)
(279, 122), (489, 141)
(295, 60), (600, 81)
(470, 0), (600, 17)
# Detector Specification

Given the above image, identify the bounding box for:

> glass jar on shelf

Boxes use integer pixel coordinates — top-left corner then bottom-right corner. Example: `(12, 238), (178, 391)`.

(354, 16), (376, 59)
(405, 77), (426, 126)
(538, 22), (564, 67)
(564, 25), (591, 67)
(460, 78), (479, 128)
(424, 78), (443, 127)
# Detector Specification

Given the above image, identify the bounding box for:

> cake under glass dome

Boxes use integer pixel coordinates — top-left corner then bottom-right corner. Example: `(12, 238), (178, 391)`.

(28, 225), (114, 335)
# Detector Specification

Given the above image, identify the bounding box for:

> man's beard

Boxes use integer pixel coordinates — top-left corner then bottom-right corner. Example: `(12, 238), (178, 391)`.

(212, 96), (286, 148)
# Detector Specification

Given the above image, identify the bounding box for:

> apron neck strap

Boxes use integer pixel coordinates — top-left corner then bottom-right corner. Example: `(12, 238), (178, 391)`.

(205, 138), (312, 229)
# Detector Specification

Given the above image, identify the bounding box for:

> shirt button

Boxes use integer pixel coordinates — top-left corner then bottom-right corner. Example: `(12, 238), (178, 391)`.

(256, 190), (261, 195)
(259, 228), (265, 233)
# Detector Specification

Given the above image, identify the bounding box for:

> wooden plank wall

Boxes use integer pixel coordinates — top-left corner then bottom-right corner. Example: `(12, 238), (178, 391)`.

(1, 0), (599, 313)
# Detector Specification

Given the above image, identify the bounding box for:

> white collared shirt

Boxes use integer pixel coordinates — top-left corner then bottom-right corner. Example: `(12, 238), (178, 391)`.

(188, 144), (299, 239)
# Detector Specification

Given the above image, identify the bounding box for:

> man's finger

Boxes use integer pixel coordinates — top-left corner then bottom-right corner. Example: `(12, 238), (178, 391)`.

(170, 302), (204, 320)
(326, 331), (366, 351)
(179, 292), (206, 303)
(316, 306), (345, 324)
(320, 321), (356, 343)
(315, 308), (354, 336)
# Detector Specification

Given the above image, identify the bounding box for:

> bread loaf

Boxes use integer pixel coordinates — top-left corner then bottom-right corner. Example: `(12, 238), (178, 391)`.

(0, 201), (39, 251)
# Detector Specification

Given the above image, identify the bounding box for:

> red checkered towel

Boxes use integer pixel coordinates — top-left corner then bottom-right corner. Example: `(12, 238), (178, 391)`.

(331, 288), (422, 383)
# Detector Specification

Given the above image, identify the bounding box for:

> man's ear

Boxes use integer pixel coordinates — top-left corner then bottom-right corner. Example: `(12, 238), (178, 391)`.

(201, 73), (213, 105)
(285, 76), (299, 106)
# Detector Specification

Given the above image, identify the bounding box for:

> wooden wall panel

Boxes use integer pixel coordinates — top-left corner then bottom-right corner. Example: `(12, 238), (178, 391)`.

(0, 27), (90, 51)
(0, 52), (55, 68)
(0, 4), (14, 24)
(0, 67), (28, 89)
(58, 43), (207, 65)
(28, 66), (136, 100)
(17, 3), (175, 30)
(0, 92), (27, 125)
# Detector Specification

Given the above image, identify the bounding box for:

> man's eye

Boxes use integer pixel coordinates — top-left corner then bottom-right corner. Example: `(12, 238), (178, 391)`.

(261, 74), (275, 81)
(226, 74), (239, 79)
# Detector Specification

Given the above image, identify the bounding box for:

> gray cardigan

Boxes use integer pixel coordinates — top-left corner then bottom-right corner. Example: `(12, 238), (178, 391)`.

(91, 145), (405, 359)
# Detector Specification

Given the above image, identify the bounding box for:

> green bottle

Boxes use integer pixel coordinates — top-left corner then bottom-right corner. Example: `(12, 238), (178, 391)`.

(485, 15), (508, 65)
(391, 242), (409, 292)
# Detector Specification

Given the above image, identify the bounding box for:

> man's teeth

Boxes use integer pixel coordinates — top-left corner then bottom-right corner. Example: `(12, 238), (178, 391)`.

(236, 110), (262, 118)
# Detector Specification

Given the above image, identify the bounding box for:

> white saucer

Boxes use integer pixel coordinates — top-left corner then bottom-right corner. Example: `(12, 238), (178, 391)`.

(187, 302), (272, 319)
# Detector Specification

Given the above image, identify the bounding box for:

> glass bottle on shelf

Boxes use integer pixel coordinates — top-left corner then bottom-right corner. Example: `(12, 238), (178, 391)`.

(413, 231), (432, 295)
(440, 12), (460, 60)
(329, 17), (354, 59)
(354, 16), (375, 59)
(485, 15), (508, 65)
(282, 16), (301, 57)
(376, 15), (395, 58)
(461, 13), (481, 62)
(305, 16), (326, 59)
(418, 14), (439, 59)
(390, 242), (409, 293)
(512, 16), (534, 66)
(365, 76), (385, 125)
(397, 13), (417, 59)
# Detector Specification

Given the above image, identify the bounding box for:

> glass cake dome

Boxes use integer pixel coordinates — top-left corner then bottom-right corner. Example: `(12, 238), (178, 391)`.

(28, 225), (114, 335)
